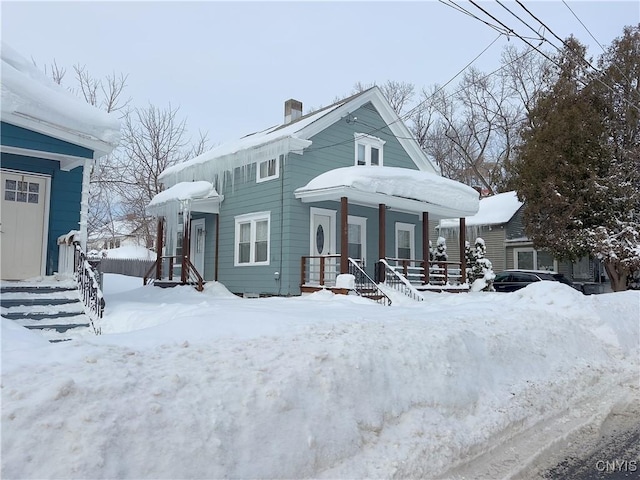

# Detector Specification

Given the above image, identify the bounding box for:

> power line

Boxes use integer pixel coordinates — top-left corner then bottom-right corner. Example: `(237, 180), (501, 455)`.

(561, 0), (607, 53)
(303, 31), (508, 154)
(513, 0), (640, 110)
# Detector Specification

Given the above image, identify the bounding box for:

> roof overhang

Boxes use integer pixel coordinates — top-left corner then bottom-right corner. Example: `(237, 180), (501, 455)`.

(146, 181), (223, 217)
(294, 185), (476, 219)
(3, 113), (117, 160)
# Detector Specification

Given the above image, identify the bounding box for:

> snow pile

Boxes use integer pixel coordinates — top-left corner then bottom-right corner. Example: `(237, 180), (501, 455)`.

(0, 42), (120, 152)
(1, 276), (638, 479)
(296, 166), (480, 215)
(97, 245), (156, 260)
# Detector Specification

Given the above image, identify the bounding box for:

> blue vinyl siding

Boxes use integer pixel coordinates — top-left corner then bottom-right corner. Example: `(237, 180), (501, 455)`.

(2, 152), (84, 275)
(1, 122), (93, 158)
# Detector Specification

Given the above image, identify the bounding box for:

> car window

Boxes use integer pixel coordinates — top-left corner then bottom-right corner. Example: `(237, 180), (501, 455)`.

(513, 273), (538, 282)
(494, 272), (511, 282)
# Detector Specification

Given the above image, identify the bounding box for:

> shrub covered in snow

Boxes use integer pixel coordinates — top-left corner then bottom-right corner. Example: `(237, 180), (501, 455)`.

(466, 237), (495, 292)
(433, 236), (448, 262)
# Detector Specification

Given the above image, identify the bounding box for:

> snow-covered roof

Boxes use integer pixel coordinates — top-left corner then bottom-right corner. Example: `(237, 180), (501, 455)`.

(439, 190), (523, 228)
(1, 42), (120, 158)
(147, 181), (220, 212)
(294, 166), (479, 218)
(158, 87), (440, 188)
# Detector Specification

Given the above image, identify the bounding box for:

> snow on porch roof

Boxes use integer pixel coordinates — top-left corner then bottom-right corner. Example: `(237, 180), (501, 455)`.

(146, 181), (222, 216)
(1, 42), (121, 157)
(438, 190), (523, 229)
(294, 166), (479, 218)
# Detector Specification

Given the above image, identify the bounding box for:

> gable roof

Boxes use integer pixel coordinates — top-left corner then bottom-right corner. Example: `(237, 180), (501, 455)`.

(158, 87), (439, 187)
(1, 42), (120, 158)
(439, 190), (523, 228)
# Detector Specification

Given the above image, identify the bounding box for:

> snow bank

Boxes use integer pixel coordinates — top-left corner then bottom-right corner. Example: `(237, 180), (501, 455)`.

(1, 279), (638, 479)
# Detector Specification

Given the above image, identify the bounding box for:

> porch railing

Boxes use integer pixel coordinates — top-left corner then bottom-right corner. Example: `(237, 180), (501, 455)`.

(143, 255), (204, 292)
(73, 242), (104, 335)
(385, 257), (465, 286)
(378, 259), (424, 301)
(300, 255), (341, 287)
(348, 258), (391, 306)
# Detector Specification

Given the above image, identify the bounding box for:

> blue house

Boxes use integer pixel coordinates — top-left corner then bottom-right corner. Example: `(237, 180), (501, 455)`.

(147, 87), (479, 299)
(1, 43), (120, 281)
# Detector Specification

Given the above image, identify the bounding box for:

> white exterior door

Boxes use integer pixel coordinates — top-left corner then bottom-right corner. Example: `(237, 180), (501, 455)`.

(1, 170), (49, 280)
(190, 218), (206, 275)
(309, 208), (336, 285)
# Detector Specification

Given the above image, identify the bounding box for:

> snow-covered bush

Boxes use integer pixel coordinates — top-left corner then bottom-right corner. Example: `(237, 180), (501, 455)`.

(467, 237), (495, 292)
(434, 237), (448, 262)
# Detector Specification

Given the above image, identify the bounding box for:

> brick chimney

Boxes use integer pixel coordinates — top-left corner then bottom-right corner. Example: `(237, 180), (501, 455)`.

(284, 99), (302, 124)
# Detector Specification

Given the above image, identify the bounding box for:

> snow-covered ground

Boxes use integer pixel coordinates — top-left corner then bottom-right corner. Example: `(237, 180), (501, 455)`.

(2, 275), (638, 479)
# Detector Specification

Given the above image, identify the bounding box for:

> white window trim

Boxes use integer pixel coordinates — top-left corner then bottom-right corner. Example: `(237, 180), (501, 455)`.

(513, 247), (558, 271)
(256, 156), (280, 183)
(354, 133), (385, 166)
(347, 215), (367, 263)
(395, 222), (415, 260)
(234, 211), (271, 266)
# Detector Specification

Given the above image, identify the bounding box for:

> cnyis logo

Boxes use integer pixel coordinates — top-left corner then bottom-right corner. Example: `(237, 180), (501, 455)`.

(595, 460), (637, 473)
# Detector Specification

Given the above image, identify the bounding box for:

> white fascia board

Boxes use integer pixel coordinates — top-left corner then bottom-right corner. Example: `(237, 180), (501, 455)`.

(2, 114), (117, 159)
(191, 195), (223, 214)
(294, 186), (476, 218)
(296, 87), (439, 174)
(1, 145), (88, 171)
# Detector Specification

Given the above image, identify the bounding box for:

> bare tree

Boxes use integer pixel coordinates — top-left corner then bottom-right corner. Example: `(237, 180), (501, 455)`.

(352, 80), (415, 115)
(108, 104), (209, 248)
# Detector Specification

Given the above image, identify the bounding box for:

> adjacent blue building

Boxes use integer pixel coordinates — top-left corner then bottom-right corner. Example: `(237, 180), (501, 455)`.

(1, 43), (120, 280)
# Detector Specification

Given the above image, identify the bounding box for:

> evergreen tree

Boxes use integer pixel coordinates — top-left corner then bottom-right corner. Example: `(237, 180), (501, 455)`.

(509, 28), (640, 291)
(467, 238), (495, 291)
(434, 237), (448, 262)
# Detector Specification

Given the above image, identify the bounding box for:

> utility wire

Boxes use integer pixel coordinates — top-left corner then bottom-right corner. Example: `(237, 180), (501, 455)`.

(514, 0), (640, 110)
(561, 0), (638, 94)
(303, 31), (507, 154)
(561, 0), (607, 53)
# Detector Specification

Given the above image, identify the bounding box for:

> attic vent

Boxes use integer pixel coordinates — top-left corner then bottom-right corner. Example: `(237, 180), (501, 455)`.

(284, 99), (303, 124)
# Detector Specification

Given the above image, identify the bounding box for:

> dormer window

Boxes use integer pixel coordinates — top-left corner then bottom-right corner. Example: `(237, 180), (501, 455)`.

(257, 155), (281, 183)
(354, 133), (385, 166)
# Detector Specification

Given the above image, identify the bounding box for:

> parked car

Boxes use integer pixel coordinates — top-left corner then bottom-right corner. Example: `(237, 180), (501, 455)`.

(493, 269), (575, 293)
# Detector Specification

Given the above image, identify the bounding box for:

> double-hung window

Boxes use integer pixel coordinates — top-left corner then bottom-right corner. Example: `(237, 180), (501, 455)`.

(257, 155), (281, 183)
(347, 216), (367, 264)
(235, 212), (270, 266)
(395, 222), (415, 260)
(354, 133), (385, 166)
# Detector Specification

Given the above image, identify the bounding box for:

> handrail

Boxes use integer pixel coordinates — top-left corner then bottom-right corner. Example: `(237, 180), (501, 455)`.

(143, 255), (204, 291)
(184, 257), (204, 292)
(385, 257), (464, 286)
(348, 258), (391, 306)
(73, 241), (104, 335)
(378, 259), (424, 301)
(300, 255), (341, 287)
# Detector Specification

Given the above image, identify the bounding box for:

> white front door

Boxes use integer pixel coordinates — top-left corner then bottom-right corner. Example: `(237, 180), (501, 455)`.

(309, 207), (336, 285)
(1, 170), (50, 280)
(190, 218), (206, 276)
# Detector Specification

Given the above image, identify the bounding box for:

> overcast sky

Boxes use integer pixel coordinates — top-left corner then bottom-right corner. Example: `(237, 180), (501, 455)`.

(2, 1), (639, 147)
